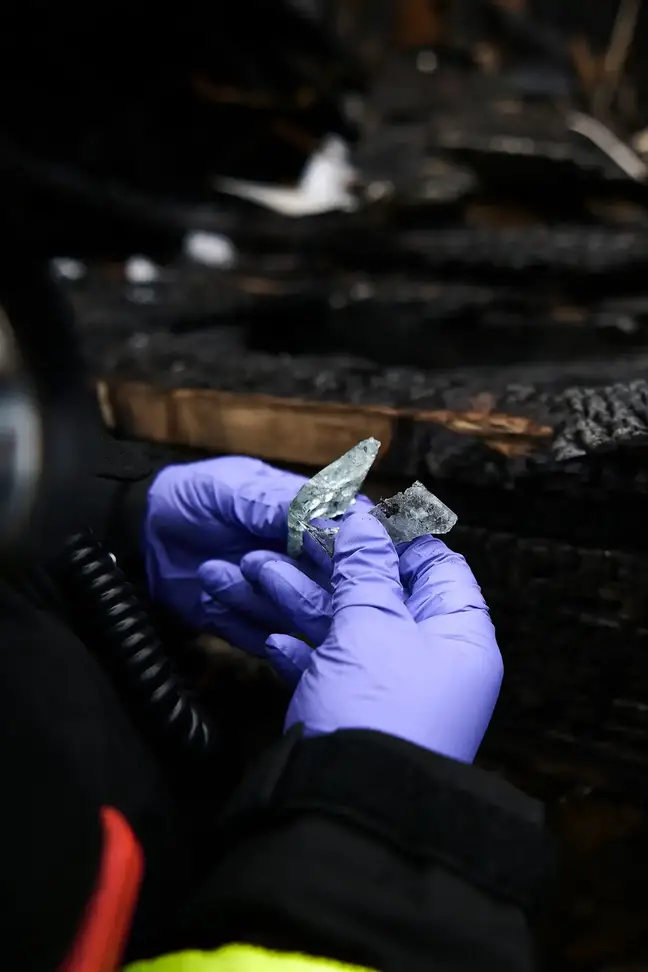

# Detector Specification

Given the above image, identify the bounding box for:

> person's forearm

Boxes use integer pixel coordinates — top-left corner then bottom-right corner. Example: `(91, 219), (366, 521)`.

(170, 730), (549, 972)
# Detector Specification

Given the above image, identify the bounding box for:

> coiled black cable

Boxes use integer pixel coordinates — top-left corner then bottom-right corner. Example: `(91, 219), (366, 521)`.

(62, 530), (215, 759)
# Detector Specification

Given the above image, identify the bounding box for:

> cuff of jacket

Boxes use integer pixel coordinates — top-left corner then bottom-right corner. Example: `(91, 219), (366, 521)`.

(221, 727), (550, 915)
(88, 435), (171, 565)
(104, 473), (157, 566)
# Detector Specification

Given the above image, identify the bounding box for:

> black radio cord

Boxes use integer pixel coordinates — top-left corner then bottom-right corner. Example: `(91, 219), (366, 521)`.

(62, 530), (216, 760)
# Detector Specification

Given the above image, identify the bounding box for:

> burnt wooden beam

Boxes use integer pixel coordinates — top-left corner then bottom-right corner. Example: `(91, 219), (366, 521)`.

(97, 378), (552, 469)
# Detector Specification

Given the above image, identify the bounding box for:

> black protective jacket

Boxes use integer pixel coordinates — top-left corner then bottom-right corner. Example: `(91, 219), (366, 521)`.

(0, 428), (551, 972)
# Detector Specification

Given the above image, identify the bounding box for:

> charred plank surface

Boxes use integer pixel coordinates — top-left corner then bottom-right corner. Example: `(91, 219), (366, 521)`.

(98, 378), (553, 468)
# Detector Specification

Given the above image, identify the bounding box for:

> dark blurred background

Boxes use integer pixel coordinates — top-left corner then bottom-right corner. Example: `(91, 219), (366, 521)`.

(5, 0), (648, 378)
(3, 4), (648, 970)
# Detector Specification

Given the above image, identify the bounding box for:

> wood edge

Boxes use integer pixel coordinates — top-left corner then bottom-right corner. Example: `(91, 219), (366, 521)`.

(96, 379), (553, 468)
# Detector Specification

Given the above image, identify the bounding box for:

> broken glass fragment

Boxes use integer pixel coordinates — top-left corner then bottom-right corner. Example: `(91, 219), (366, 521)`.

(302, 482), (457, 557)
(371, 481), (458, 542)
(287, 437), (381, 557)
(304, 522), (339, 557)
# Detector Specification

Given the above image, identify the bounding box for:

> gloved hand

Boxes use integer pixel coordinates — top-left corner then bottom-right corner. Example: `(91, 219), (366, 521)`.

(145, 456), (310, 652)
(235, 511), (503, 763)
(146, 455), (371, 654)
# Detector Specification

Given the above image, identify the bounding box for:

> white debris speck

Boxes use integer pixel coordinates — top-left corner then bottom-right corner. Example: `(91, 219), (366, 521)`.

(51, 257), (85, 281)
(125, 255), (159, 284)
(215, 135), (358, 217)
(184, 231), (237, 268)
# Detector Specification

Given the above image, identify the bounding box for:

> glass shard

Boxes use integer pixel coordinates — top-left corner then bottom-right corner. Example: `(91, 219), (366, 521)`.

(302, 481), (458, 558)
(287, 437), (381, 556)
(304, 522), (338, 557)
(370, 481), (458, 542)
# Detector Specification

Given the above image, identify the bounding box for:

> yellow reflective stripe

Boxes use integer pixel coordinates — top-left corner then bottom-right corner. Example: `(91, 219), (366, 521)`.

(124, 943), (376, 972)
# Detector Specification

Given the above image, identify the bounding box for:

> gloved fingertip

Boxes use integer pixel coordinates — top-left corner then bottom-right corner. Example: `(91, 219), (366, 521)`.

(397, 536), (451, 577)
(265, 634), (311, 688)
(258, 558), (306, 587)
(337, 510), (395, 551)
(253, 560), (332, 644)
(402, 534), (453, 558)
(340, 507), (384, 529)
(240, 550), (294, 584)
(399, 535), (482, 597)
(197, 559), (240, 591)
(351, 492), (374, 511)
(257, 561), (323, 617)
(330, 511), (404, 608)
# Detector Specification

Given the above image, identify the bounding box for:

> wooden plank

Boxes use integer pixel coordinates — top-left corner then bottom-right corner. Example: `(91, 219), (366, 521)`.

(100, 380), (399, 465)
(98, 379), (552, 469)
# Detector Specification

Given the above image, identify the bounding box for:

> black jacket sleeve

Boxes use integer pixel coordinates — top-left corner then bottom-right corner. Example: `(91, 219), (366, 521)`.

(171, 728), (552, 972)
(75, 419), (184, 568)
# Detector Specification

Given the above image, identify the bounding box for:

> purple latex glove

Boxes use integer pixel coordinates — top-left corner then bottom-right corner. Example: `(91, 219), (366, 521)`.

(145, 456), (311, 653)
(239, 511), (503, 763)
(146, 455), (371, 654)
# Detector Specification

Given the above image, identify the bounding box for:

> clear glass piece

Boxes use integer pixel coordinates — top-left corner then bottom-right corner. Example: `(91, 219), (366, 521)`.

(371, 481), (458, 542)
(287, 437), (381, 557)
(301, 482), (458, 558)
(304, 522), (339, 557)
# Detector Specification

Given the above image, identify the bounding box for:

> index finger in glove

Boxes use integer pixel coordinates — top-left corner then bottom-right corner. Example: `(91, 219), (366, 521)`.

(293, 508), (375, 581)
(194, 457), (308, 541)
(399, 536), (489, 623)
(331, 512), (407, 619)
(199, 560), (291, 631)
(239, 503), (374, 587)
(241, 542), (329, 591)
(255, 560), (332, 645)
(198, 458), (373, 545)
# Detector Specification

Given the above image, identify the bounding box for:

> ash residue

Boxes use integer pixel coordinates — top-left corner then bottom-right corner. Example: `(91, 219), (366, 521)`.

(552, 381), (648, 460)
(376, 496), (399, 518)
(86, 322), (648, 420)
